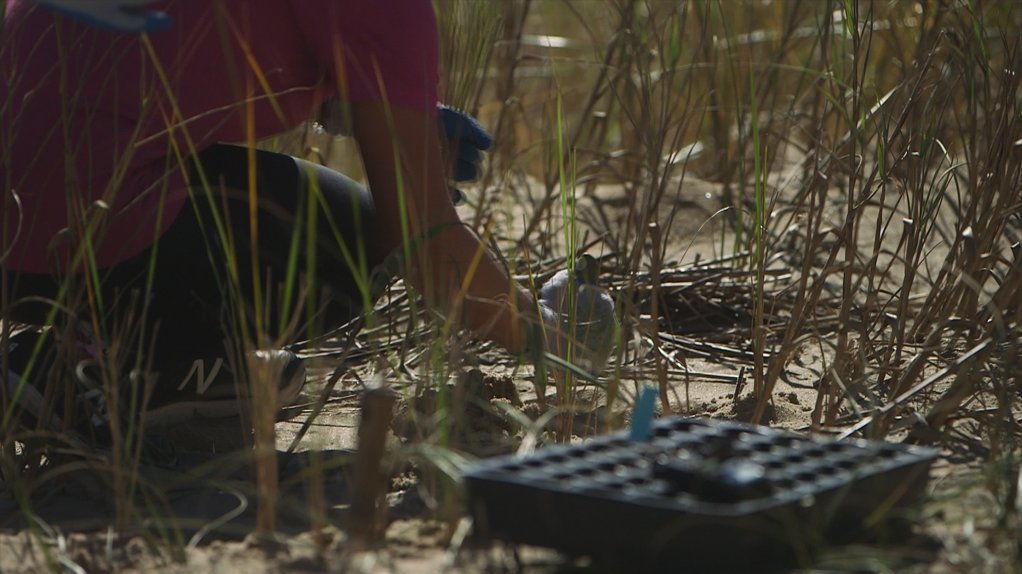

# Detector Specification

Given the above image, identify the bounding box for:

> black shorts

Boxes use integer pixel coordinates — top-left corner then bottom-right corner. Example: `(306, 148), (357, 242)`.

(5, 143), (386, 363)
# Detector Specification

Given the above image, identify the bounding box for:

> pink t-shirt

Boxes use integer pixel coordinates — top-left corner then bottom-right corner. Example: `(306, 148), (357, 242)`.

(0, 0), (439, 273)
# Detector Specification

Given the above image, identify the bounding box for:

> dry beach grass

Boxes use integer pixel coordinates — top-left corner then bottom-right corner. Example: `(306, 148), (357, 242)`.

(2, 0), (1022, 571)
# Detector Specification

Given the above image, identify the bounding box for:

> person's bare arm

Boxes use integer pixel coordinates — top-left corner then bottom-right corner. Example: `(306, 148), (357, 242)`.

(352, 101), (537, 354)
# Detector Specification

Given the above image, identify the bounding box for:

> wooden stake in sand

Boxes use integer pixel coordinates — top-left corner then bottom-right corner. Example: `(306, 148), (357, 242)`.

(348, 381), (397, 546)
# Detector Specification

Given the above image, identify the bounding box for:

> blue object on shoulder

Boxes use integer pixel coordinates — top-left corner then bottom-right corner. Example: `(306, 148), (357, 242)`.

(438, 105), (493, 182)
(36, 0), (170, 33)
(629, 385), (658, 442)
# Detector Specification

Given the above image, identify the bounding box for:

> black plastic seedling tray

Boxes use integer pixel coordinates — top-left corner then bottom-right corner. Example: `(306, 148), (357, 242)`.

(464, 416), (937, 571)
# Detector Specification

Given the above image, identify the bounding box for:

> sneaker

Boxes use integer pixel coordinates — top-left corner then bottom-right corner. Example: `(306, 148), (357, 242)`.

(4, 329), (307, 434)
(141, 349), (306, 427)
(2, 329), (111, 442)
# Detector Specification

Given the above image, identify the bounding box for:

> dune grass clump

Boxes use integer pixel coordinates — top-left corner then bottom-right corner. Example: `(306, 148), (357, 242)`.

(1, 0), (1021, 570)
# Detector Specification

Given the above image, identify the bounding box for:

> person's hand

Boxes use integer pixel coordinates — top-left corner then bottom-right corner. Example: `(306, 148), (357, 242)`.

(538, 254), (617, 376)
(437, 105), (493, 183)
(36, 0), (170, 32)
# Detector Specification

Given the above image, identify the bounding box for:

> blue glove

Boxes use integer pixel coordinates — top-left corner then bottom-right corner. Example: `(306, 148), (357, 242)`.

(36, 0), (170, 32)
(438, 105), (493, 183)
(539, 254), (617, 375)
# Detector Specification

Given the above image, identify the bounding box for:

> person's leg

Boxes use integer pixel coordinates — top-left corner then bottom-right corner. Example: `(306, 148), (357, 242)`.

(137, 143), (386, 362)
(4, 143), (388, 429)
(177, 143), (388, 349)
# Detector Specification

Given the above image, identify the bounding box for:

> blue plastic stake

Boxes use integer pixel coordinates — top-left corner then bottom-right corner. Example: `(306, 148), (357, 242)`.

(629, 385), (658, 442)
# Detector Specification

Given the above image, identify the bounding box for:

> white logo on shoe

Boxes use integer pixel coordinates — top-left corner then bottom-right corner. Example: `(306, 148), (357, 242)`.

(176, 358), (225, 394)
